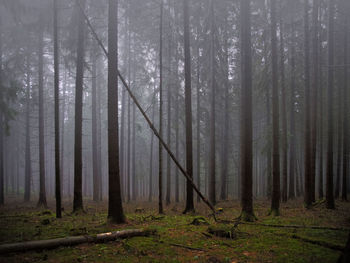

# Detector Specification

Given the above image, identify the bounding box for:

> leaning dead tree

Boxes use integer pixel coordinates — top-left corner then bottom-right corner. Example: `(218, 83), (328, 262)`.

(76, 2), (216, 216)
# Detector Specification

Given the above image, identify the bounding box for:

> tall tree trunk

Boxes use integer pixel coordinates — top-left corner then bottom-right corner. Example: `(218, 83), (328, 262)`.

(0, 15), (4, 206)
(166, 33), (172, 206)
(92, 46), (100, 202)
(318, 19), (324, 199)
(279, 5), (288, 203)
(335, 82), (342, 199)
(280, 5), (288, 202)
(60, 70), (67, 197)
(220, 13), (229, 201)
(175, 32), (180, 203)
(341, 0), (349, 201)
(97, 62), (102, 201)
(132, 92), (136, 201)
(310, 0), (319, 204)
(107, 0), (125, 223)
(24, 57), (31, 203)
(208, 0), (216, 206)
(270, 0), (280, 215)
(38, 19), (47, 208)
(240, 0), (255, 221)
(304, 0), (312, 208)
(54, 13), (61, 208)
(183, 0), (195, 214)
(73, 0), (85, 213)
(262, 3), (271, 199)
(326, 0), (335, 209)
(289, 19), (296, 199)
(158, 0), (164, 214)
(148, 91), (156, 202)
(194, 1), (201, 203)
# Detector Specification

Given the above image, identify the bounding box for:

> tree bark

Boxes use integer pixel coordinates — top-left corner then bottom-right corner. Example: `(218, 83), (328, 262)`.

(53, 0), (63, 218)
(24, 57), (31, 203)
(304, 0), (312, 208)
(341, 0), (349, 201)
(107, 0), (125, 223)
(208, 0), (216, 206)
(289, 19), (296, 200)
(73, 0), (85, 212)
(240, 0), (255, 221)
(270, 0), (280, 215)
(37, 18), (47, 208)
(92, 45), (100, 202)
(158, 0), (164, 214)
(310, 0), (319, 204)
(0, 15), (4, 205)
(166, 27), (172, 206)
(183, 0), (195, 214)
(326, 0), (335, 209)
(279, 4), (288, 203)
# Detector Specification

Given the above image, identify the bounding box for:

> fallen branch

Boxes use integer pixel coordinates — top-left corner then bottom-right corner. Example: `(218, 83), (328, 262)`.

(289, 234), (344, 251)
(156, 240), (206, 251)
(240, 222), (349, 231)
(0, 229), (154, 254)
(168, 243), (206, 251)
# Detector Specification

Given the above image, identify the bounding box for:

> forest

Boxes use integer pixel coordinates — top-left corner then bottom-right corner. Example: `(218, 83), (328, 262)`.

(0, 0), (349, 262)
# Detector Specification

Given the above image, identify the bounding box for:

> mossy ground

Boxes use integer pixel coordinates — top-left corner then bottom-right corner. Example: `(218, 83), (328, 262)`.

(0, 197), (349, 263)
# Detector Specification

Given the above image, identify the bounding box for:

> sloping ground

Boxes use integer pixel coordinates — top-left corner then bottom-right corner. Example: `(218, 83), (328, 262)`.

(0, 199), (349, 263)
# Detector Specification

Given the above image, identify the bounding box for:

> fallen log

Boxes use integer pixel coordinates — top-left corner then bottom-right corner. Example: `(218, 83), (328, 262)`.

(0, 229), (154, 254)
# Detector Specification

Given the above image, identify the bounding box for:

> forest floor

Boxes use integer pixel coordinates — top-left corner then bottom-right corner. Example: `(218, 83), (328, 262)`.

(0, 197), (349, 263)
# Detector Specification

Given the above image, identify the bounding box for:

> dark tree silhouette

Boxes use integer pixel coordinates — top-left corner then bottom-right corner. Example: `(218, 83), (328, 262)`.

(239, 0), (255, 222)
(326, 0), (335, 210)
(183, 0), (195, 214)
(107, 0), (125, 224)
(37, 16), (47, 208)
(73, 0), (85, 213)
(158, 0), (164, 214)
(270, 0), (280, 216)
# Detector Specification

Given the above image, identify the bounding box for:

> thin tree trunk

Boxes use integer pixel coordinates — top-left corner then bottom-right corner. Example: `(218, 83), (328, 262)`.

(326, 0), (335, 209)
(304, 0), (312, 208)
(310, 0), (319, 203)
(149, 92), (156, 202)
(165, 32), (172, 206)
(289, 18), (296, 200)
(196, 26), (201, 203)
(208, 0), (216, 206)
(270, 0), (280, 215)
(158, 0), (164, 214)
(279, 5), (288, 203)
(132, 93), (136, 201)
(318, 31), (324, 199)
(175, 35), (180, 203)
(24, 57), (31, 203)
(341, 0), (349, 201)
(38, 19), (47, 208)
(220, 13), (229, 201)
(54, 5), (62, 211)
(92, 46), (100, 202)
